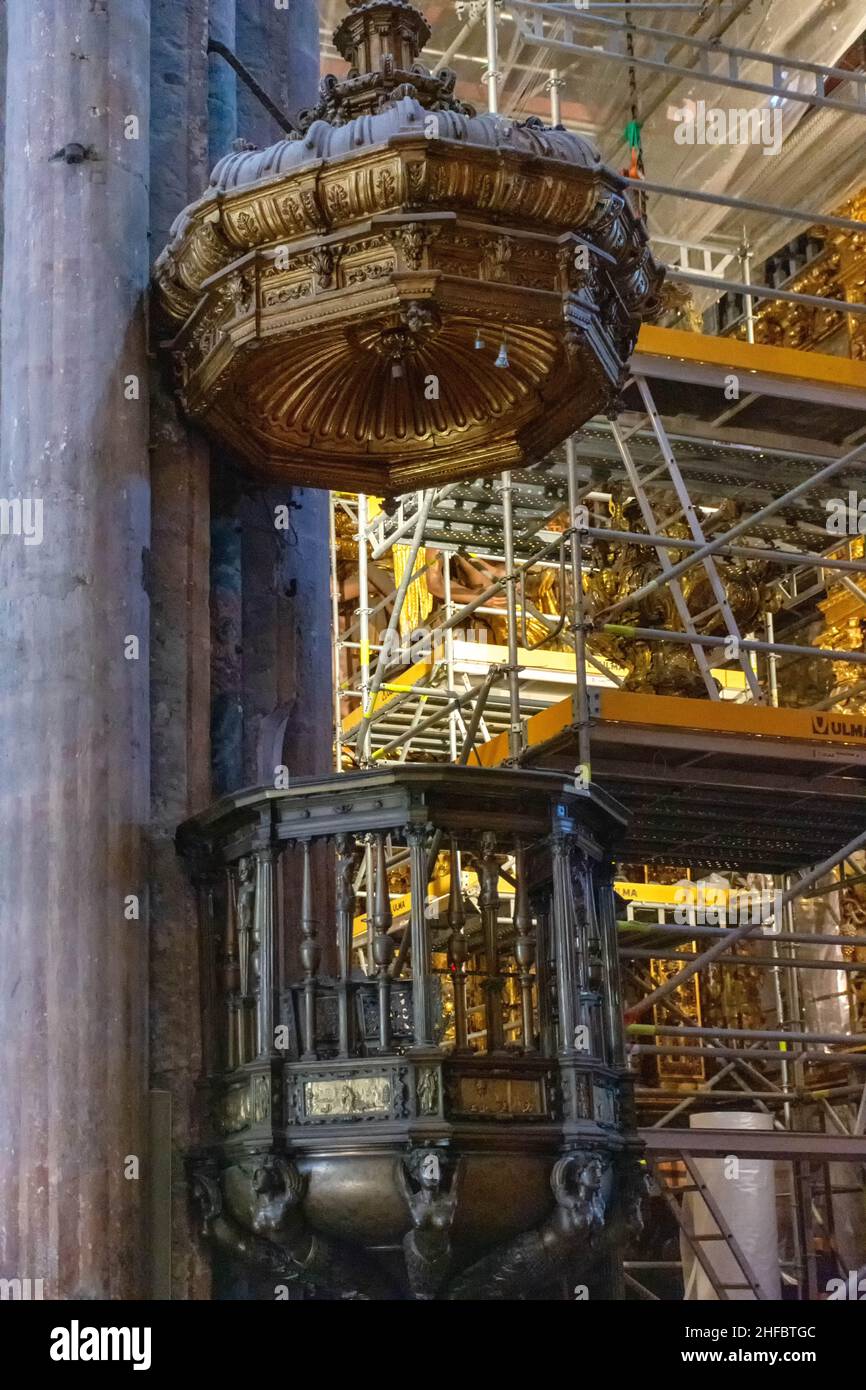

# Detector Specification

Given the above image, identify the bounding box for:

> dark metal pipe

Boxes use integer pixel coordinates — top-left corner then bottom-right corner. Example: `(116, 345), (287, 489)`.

(207, 39), (296, 135)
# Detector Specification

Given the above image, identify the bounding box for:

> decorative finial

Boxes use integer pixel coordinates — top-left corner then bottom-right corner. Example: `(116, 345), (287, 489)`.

(294, 0), (473, 133)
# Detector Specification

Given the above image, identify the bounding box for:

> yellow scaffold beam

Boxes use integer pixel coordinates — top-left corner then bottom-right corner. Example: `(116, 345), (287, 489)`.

(635, 324), (866, 399)
(473, 688), (866, 768)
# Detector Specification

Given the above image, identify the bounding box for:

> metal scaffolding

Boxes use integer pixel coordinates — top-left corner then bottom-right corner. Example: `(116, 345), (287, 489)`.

(334, 368), (866, 751)
(321, 0), (866, 1297)
(329, 357), (866, 1299)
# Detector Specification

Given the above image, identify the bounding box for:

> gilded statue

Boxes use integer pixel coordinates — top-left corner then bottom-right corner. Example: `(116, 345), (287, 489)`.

(586, 495), (777, 696)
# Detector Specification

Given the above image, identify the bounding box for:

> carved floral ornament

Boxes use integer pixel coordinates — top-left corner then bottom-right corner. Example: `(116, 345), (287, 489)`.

(154, 0), (663, 493)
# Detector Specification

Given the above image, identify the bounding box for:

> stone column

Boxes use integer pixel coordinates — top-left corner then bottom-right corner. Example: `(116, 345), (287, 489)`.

(235, 0), (331, 799)
(236, 0), (320, 147)
(234, 2), (334, 968)
(0, 0), (151, 1299)
(148, 0), (212, 1299)
(208, 0), (237, 165)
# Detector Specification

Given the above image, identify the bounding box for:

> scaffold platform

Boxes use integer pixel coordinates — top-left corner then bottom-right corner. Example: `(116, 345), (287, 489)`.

(343, 660), (866, 872)
(477, 688), (866, 872)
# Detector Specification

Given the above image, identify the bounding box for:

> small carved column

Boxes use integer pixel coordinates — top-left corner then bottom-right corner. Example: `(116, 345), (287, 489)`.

(532, 893), (555, 1054)
(253, 846), (279, 1058)
(236, 854), (257, 1062)
(446, 838), (469, 1051)
(597, 863), (626, 1068)
(334, 833), (356, 1057)
(513, 842), (537, 1052)
(479, 831), (505, 1053)
(407, 825), (433, 1047)
(299, 841), (321, 1060)
(222, 864), (242, 1070)
(573, 853), (604, 1060)
(551, 833), (578, 1054)
(371, 833), (395, 1050)
(191, 857), (221, 1077)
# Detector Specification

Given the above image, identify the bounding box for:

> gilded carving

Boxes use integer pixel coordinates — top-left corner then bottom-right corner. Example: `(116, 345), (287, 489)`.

(376, 167), (399, 205)
(220, 1084), (251, 1135)
(482, 236), (514, 283)
(305, 1075), (391, 1116)
(345, 259), (394, 286)
(730, 188), (866, 357)
(252, 1074), (271, 1124)
(234, 210), (261, 242)
(416, 1066), (439, 1115)
(264, 280), (312, 307)
(325, 182), (351, 219)
(587, 496), (777, 696)
(154, 0), (661, 491)
(278, 193), (305, 231)
(309, 246), (335, 292)
(392, 222), (425, 271)
(224, 271), (254, 318)
(451, 1075), (545, 1118)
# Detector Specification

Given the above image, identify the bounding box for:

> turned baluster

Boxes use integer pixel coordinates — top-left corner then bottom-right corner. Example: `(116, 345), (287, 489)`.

(193, 862), (221, 1077)
(363, 834), (375, 975)
(235, 855), (256, 1063)
(478, 830), (505, 1053)
(446, 838), (469, 1051)
(597, 864), (626, 1067)
(551, 833), (579, 1054)
(575, 855), (605, 1061)
(513, 841), (537, 1052)
(222, 866), (241, 1070)
(407, 824), (434, 1047)
(533, 894), (555, 1055)
(334, 833), (356, 1057)
(253, 847), (278, 1059)
(371, 833), (395, 1050)
(299, 841), (321, 1060)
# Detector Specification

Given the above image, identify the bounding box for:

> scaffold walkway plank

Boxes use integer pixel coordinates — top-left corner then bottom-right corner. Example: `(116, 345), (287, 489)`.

(473, 689), (866, 871)
(641, 1128), (866, 1161)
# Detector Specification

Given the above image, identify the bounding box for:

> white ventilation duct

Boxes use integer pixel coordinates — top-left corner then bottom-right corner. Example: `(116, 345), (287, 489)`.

(681, 1111), (781, 1300)
(794, 880), (866, 1279)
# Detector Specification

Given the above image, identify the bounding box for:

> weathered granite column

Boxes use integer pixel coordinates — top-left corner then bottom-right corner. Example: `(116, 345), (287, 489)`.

(207, 0), (237, 165)
(149, 0), (212, 1299)
(207, 1), (244, 800)
(236, 0), (319, 146)
(0, 0), (151, 1298)
(235, 0), (333, 797)
(233, 1), (334, 982)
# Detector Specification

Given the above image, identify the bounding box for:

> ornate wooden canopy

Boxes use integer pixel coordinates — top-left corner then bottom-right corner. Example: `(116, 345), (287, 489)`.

(154, 0), (663, 493)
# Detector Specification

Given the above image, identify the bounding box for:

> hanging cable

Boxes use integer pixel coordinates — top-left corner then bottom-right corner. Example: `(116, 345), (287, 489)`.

(623, 7), (647, 220)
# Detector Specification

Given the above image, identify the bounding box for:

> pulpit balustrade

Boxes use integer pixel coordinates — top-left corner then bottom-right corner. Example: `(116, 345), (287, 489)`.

(178, 766), (643, 1300)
